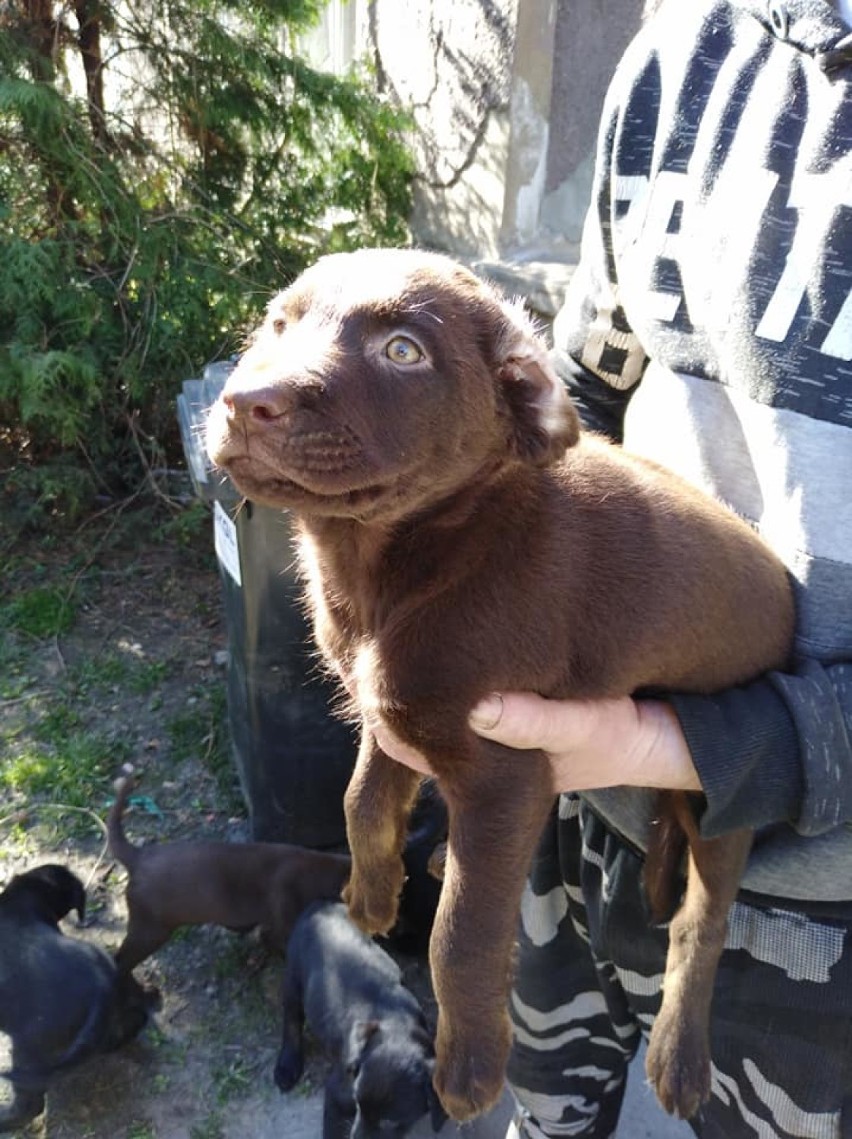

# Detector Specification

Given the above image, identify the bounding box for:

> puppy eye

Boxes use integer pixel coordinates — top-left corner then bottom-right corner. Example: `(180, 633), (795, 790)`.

(385, 335), (423, 365)
(272, 317), (286, 335)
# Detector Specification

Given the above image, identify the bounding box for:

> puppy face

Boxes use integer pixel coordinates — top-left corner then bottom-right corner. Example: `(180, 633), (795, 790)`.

(347, 1022), (445, 1138)
(207, 249), (579, 523)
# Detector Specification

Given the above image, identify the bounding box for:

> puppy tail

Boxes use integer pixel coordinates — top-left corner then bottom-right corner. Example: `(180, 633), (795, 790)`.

(642, 790), (687, 925)
(107, 763), (140, 870)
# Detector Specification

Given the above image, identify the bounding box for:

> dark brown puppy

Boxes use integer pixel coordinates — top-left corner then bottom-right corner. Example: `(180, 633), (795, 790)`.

(108, 770), (352, 972)
(206, 248), (794, 1122)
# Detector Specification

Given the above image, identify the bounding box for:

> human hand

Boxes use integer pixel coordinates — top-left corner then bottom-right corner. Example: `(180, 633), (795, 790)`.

(468, 692), (701, 793)
(370, 691), (700, 794)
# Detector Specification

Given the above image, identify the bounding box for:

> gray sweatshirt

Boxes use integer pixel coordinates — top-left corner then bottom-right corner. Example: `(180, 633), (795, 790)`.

(554, 0), (852, 904)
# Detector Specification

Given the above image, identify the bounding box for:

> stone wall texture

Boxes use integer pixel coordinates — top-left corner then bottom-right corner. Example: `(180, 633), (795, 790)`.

(303, 0), (645, 265)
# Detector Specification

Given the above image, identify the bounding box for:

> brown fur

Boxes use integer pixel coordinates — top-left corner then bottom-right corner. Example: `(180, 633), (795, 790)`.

(107, 769), (351, 972)
(206, 248), (794, 1121)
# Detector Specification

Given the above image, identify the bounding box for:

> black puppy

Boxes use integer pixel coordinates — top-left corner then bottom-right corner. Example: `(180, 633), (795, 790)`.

(275, 901), (447, 1139)
(0, 864), (154, 1131)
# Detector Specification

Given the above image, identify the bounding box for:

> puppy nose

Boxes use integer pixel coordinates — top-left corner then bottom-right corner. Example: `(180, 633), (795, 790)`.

(222, 385), (288, 423)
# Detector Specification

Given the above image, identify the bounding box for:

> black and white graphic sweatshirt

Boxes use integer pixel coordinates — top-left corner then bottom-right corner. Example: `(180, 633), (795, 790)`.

(553, 0), (852, 903)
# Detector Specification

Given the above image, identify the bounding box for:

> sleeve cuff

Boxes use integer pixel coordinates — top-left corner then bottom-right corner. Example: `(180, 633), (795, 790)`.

(668, 679), (802, 838)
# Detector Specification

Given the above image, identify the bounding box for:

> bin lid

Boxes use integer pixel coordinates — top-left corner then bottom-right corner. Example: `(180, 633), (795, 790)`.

(176, 362), (240, 505)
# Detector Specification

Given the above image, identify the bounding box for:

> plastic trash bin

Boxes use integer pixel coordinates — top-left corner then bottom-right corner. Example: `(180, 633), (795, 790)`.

(177, 363), (357, 848)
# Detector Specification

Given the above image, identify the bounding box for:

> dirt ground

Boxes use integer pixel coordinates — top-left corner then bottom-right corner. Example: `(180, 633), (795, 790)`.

(0, 501), (688, 1139)
(1, 517), (295, 1139)
(0, 505), (495, 1139)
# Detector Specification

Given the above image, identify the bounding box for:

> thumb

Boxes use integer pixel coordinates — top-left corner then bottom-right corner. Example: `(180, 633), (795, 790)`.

(468, 693), (505, 732)
(468, 691), (558, 750)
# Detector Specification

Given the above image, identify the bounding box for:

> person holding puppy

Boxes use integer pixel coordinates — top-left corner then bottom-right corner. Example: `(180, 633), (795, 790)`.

(381, 0), (852, 1134)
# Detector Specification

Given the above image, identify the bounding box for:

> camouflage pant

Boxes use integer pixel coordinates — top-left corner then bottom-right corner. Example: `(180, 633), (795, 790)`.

(507, 796), (852, 1138)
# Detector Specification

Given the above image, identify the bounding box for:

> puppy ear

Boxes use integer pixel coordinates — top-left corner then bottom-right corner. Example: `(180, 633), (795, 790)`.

(71, 877), (87, 925)
(58, 866), (87, 924)
(344, 1019), (380, 1076)
(496, 300), (580, 467)
(25, 864), (87, 924)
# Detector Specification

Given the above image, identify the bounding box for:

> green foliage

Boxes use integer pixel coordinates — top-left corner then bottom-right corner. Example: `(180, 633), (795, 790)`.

(189, 1114), (226, 1139)
(0, 1), (414, 523)
(153, 499), (211, 548)
(126, 1121), (157, 1139)
(68, 651), (172, 696)
(4, 583), (77, 637)
(0, 456), (99, 531)
(1, 726), (131, 809)
(168, 685), (239, 812)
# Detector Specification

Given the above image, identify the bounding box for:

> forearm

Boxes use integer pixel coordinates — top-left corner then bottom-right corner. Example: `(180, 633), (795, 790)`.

(671, 659), (852, 839)
(469, 693), (701, 793)
(377, 663), (852, 844)
(370, 691), (701, 793)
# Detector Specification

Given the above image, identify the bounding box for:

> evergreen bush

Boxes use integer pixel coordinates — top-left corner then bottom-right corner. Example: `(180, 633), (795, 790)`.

(0, 0), (413, 525)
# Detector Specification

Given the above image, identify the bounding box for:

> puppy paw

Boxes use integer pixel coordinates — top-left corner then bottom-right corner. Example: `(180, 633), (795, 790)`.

(433, 1017), (510, 1122)
(274, 1047), (304, 1093)
(645, 1014), (710, 1119)
(343, 867), (403, 936)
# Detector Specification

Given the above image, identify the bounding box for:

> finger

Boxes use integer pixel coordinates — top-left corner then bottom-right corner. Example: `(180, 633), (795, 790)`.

(467, 692), (504, 731)
(468, 691), (563, 750)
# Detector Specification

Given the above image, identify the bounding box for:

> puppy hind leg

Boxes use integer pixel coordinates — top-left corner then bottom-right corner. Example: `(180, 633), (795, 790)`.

(274, 962), (306, 1092)
(645, 793), (753, 1118)
(321, 1065), (356, 1139)
(113, 914), (172, 974)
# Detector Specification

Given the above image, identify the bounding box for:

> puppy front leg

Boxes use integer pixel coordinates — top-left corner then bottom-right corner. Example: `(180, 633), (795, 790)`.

(343, 728), (422, 936)
(645, 791), (753, 1118)
(322, 1065), (356, 1139)
(430, 743), (554, 1122)
(106, 972), (159, 1047)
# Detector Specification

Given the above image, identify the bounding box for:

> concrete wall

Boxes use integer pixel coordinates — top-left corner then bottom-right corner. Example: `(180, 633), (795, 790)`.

(373, 1), (520, 260)
(302, 0), (645, 304)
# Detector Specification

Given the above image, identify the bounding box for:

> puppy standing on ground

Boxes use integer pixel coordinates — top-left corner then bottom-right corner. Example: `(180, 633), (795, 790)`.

(108, 769), (352, 971)
(206, 248), (794, 1121)
(275, 900), (446, 1139)
(0, 864), (153, 1132)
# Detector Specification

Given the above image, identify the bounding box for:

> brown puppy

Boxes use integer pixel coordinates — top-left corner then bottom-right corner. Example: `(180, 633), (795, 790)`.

(206, 248), (794, 1122)
(108, 770), (352, 972)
